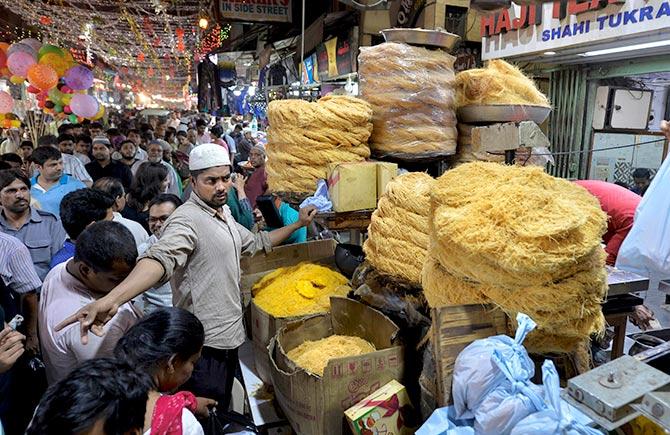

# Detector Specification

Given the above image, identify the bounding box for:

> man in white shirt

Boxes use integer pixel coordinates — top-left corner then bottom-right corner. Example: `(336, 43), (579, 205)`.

(38, 220), (141, 384)
(127, 129), (148, 162)
(37, 134), (92, 187)
(137, 193), (183, 314)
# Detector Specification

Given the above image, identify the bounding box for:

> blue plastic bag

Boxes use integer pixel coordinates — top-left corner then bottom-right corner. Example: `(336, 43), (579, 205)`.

(473, 349), (546, 435)
(511, 361), (603, 435)
(616, 153), (670, 277)
(299, 179), (332, 212)
(452, 313), (537, 419)
(417, 405), (475, 435)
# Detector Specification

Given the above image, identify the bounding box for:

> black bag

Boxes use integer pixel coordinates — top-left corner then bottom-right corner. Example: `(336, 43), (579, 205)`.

(202, 409), (257, 435)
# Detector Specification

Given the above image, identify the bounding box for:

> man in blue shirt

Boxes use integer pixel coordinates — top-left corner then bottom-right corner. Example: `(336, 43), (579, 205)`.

(30, 147), (85, 216)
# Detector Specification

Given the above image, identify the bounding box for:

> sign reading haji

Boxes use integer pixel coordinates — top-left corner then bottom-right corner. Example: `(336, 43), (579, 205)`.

(212, 0), (292, 23)
(481, 0), (670, 60)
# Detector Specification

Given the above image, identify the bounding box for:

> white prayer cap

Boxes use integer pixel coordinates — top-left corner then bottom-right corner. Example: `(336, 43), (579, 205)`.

(189, 143), (231, 170)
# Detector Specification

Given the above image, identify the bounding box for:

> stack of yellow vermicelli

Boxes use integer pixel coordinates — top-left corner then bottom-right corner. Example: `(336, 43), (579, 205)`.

(266, 95), (373, 192)
(363, 172), (434, 285)
(455, 59), (550, 108)
(286, 335), (376, 376)
(424, 162), (608, 352)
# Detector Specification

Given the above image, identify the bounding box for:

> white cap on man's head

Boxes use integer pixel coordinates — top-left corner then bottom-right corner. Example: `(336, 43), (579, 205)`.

(189, 143), (231, 170)
(92, 136), (111, 146)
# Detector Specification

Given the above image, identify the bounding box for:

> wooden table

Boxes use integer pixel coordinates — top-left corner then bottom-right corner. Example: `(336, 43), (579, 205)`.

(313, 209), (373, 245)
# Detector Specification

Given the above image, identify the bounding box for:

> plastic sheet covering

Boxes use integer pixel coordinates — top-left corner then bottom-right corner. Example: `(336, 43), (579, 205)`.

(358, 42), (457, 156)
(511, 361), (602, 435)
(452, 313), (537, 419)
(417, 406), (475, 435)
(473, 350), (546, 434)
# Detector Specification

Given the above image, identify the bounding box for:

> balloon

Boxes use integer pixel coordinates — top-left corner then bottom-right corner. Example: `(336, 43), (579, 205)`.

(0, 43), (8, 53)
(70, 94), (98, 118)
(91, 104), (105, 120)
(64, 105), (71, 114)
(20, 38), (42, 52)
(7, 52), (36, 77)
(38, 100), (46, 109)
(27, 64), (58, 90)
(38, 44), (63, 60)
(0, 50), (6, 70)
(0, 67), (9, 77)
(61, 85), (72, 94)
(62, 94), (72, 105)
(27, 85), (40, 94)
(68, 114), (77, 123)
(39, 52), (69, 76)
(2, 120), (10, 128)
(9, 75), (24, 85)
(64, 65), (94, 90)
(7, 43), (37, 59)
(45, 101), (55, 109)
(48, 88), (65, 104)
(10, 120), (20, 128)
(0, 91), (13, 114)
(54, 104), (63, 113)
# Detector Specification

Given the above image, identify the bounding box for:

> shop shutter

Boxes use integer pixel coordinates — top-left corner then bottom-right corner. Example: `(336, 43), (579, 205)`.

(548, 68), (588, 179)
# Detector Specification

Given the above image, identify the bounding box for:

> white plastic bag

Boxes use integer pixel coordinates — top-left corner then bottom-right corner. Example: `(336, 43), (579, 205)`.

(473, 350), (546, 435)
(416, 405), (475, 435)
(452, 313), (537, 419)
(616, 154), (670, 276)
(511, 361), (603, 435)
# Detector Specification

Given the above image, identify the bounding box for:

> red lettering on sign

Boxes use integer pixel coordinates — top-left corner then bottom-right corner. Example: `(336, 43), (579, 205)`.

(480, 14), (496, 37)
(495, 9), (512, 33)
(512, 5), (528, 29)
(568, 0), (591, 15)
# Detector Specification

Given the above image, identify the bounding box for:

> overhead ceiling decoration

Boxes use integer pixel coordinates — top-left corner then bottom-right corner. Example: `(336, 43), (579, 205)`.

(9, 0), (223, 98)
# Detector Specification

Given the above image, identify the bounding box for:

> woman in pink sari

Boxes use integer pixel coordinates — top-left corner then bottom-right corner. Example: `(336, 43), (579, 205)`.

(114, 308), (216, 435)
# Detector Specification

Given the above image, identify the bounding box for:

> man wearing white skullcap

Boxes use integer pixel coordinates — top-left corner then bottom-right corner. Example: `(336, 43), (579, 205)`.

(58, 142), (317, 409)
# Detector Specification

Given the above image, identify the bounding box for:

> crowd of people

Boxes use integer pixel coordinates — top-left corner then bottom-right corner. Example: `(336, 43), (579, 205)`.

(0, 111), (316, 434)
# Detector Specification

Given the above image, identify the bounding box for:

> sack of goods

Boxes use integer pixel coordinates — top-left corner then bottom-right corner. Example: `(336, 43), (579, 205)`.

(358, 42), (457, 156)
(363, 172), (434, 286)
(266, 95), (373, 193)
(252, 263), (349, 317)
(455, 60), (550, 107)
(425, 162), (608, 353)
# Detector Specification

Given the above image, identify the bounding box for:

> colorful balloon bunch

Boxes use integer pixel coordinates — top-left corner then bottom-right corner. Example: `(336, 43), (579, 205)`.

(0, 38), (105, 123)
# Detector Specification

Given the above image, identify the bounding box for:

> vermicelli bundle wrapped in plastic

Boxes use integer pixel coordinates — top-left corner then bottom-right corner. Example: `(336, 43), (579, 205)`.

(358, 42), (457, 156)
(266, 95), (373, 192)
(455, 60), (550, 108)
(424, 162), (608, 352)
(363, 172), (434, 285)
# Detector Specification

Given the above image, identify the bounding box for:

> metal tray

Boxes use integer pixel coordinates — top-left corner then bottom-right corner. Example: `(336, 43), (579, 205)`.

(457, 104), (552, 124)
(381, 28), (460, 51)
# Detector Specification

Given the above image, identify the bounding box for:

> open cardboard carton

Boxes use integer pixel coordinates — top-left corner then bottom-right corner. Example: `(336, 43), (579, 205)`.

(240, 239), (338, 384)
(269, 297), (404, 435)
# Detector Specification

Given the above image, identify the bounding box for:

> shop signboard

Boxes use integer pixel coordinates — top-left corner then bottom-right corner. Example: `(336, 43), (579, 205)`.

(481, 0), (670, 60)
(211, 0), (292, 23)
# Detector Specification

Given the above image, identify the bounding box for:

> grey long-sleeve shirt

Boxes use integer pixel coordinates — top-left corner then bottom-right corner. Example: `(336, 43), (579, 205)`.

(142, 192), (271, 349)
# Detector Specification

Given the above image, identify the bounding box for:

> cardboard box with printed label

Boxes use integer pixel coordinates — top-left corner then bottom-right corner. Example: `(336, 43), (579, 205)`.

(376, 162), (398, 199)
(269, 297), (404, 435)
(240, 239), (338, 385)
(345, 380), (416, 435)
(327, 162), (378, 212)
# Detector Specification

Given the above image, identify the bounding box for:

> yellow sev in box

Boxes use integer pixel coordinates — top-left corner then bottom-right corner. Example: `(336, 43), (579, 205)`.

(252, 263), (350, 317)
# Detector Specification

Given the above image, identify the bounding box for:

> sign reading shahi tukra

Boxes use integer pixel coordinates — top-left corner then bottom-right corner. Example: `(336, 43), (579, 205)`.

(481, 0), (670, 60)
(212, 0), (292, 23)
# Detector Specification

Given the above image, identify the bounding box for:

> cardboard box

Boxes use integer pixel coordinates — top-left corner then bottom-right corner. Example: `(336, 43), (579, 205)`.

(269, 297), (404, 435)
(376, 162), (398, 199)
(345, 380), (415, 435)
(327, 162), (378, 212)
(241, 240), (338, 385)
